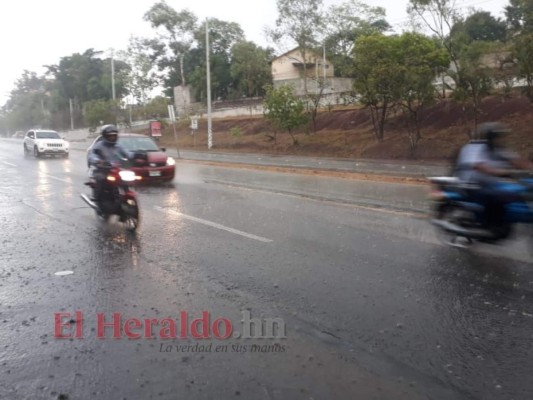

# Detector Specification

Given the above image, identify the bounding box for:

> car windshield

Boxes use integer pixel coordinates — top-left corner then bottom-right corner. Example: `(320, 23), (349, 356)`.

(119, 136), (160, 152)
(36, 131), (60, 139)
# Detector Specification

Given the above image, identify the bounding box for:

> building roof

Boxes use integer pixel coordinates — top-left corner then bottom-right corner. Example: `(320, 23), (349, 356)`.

(271, 47), (324, 62)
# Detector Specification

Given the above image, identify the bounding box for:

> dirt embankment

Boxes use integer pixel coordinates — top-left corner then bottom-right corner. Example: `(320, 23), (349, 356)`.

(148, 95), (533, 162)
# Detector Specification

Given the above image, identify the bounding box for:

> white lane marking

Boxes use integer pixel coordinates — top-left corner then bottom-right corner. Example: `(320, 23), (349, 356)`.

(2, 161), (16, 167)
(43, 174), (71, 184)
(154, 206), (273, 243)
(55, 271), (74, 276)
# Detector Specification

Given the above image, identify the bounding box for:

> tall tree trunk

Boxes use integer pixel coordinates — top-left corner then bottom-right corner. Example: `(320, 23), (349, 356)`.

(378, 101), (388, 142)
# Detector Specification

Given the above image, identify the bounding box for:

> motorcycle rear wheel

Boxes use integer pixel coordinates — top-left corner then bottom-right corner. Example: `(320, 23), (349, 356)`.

(434, 202), (474, 248)
(95, 208), (110, 221)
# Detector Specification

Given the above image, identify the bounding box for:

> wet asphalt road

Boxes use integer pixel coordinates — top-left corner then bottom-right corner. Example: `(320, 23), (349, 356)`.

(1, 140), (533, 400)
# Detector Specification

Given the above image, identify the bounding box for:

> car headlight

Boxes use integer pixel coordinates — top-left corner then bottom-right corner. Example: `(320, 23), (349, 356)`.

(166, 157), (175, 166)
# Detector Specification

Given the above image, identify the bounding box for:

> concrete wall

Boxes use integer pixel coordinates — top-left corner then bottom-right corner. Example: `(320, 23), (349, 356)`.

(273, 77), (354, 97)
(190, 103), (265, 119)
(174, 85), (196, 114)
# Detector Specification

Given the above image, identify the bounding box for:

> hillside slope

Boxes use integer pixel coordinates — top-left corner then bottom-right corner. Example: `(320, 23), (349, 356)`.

(153, 95), (533, 161)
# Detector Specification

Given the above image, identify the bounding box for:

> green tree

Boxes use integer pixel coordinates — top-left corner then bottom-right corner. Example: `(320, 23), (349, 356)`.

(2, 71), (51, 131)
(263, 85), (308, 144)
(506, 0), (533, 34)
(513, 33), (533, 101)
(45, 49), (130, 127)
(143, 2), (197, 90)
(230, 41), (274, 98)
(408, 0), (462, 88)
(453, 40), (496, 131)
(506, 1), (533, 102)
(46, 49), (128, 103)
(451, 11), (507, 43)
(83, 99), (118, 130)
(143, 96), (172, 120)
(324, 0), (390, 77)
(119, 37), (160, 104)
(395, 33), (449, 155)
(352, 34), (401, 142)
(188, 19), (245, 102)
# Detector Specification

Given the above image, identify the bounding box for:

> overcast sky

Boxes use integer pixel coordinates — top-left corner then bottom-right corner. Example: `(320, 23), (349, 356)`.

(0, 0), (508, 105)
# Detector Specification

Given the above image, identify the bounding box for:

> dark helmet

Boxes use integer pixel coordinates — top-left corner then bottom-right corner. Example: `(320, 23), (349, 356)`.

(475, 122), (509, 149)
(101, 124), (119, 144)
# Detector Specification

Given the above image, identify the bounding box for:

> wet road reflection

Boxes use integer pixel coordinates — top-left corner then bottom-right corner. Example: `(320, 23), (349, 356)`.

(1, 141), (533, 399)
(423, 249), (533, 399)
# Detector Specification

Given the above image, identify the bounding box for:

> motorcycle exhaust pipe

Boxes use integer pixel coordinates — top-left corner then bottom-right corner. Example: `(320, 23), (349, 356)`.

(80, 194), (98, 210)
(431, 219), (494, 240)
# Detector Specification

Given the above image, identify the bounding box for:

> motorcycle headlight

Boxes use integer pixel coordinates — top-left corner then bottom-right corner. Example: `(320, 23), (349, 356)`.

(119, 170), (136, 182)
(166, 157), (176, 166)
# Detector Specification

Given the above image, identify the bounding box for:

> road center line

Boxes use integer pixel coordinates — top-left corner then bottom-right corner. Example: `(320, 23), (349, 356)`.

(154, 206), (273, 243)
(2, 161), (16, 167)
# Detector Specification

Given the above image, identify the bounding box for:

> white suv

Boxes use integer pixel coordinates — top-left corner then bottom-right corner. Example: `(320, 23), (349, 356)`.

(23, 130), (69, 158)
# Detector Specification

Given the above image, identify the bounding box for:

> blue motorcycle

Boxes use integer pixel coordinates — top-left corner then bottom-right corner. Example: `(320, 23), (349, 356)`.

(429, 176), (533, 247)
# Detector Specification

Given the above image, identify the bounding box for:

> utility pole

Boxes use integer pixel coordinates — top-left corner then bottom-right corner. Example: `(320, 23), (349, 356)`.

(323, 44), (326, 81)
(69, 98), (74, 130)
(111, 51), (116, 101)
(206, 18), (213, 149)
(168, 104), (180, 158)
(315, 57), (319, 95)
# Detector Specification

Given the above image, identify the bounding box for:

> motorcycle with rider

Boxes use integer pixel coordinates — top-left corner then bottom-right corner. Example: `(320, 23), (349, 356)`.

(81, 125), (141, 231)
(430, 122), (533, 247)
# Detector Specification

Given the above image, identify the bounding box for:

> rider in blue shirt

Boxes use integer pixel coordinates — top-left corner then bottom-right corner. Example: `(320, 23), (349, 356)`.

(454, 122), (533, 236)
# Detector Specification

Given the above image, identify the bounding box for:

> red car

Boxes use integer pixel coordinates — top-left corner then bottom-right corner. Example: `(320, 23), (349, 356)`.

(87, 133), (175, 183)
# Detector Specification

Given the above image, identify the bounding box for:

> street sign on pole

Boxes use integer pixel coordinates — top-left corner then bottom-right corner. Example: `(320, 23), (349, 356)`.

(167, 105), (176, 122)
(150, 121), (162, 137)
(190, 118), (198, 130)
